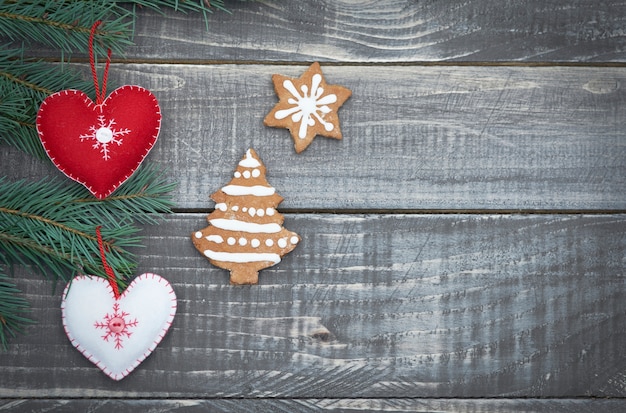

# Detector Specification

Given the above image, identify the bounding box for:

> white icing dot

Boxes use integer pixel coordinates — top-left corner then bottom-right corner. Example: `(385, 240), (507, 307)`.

(290, 236), (299, 244)
(265, 239), (274, 247)
(239, 237), (247, 246)
(278, 238), (287, 248)
(257, 208), (265, 217)
(227, 237), (236, 245)
(242, 207), (248, 212)
(251, 239), (260, 248)
(266, 208), (275, 216)
(216, 203), (227, 212)
(252, 169), (261, 178)
(248, 207), (256, 217)
(243, 170), (251, 179)
(232, 205), (239, 211)
(234, 171), (241, 178)
(195, 231), (202, 239)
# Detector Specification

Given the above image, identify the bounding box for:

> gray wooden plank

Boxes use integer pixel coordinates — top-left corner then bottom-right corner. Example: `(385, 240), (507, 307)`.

(3, 64), (625, 211)
(23, 1), (626, 62)
(1, 398), (625, 413)
(130, 0), (626, 62)
(0, 214), (624, 398)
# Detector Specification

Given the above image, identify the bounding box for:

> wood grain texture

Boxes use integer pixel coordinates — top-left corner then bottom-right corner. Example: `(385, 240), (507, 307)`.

(19, 1), (626, 63)
(2, 0), (625, 409)
(2, 398), (626, 413)
(3, 64), (624, 211)
(0, 214), (624, 398)
(122, 1), (626, 62)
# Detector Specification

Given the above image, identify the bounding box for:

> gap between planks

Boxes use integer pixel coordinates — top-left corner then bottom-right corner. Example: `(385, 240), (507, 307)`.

(174, 208), (626, 215)
(26, 57), (626, 68)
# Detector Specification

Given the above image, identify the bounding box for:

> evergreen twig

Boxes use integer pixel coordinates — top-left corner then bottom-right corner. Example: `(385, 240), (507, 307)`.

(0, 163), (175, 285)
(0, 271), (32, 350)
(0, 48), (94, 158)
(0, 1), (134, 55)
(0, 0), (239, 348)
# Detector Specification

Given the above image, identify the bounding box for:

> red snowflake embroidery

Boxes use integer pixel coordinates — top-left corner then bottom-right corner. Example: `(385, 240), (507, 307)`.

(94, 302), (138, 349)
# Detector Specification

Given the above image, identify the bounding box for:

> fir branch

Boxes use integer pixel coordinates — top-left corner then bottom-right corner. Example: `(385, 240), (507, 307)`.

(0, 1), (134, 56)
(0, 0), (242, 158)
(76, 164), (177, 225)
(0, 48), (95, 97)
(0, 1), (239, 57)
(0, 164), (175, 285)
(0, 48), (94, 158)
(0, 177), (142, 283)
(0, 270), (32, 351)
(0, 0), (236, 349)
(0, 86), (41, 157)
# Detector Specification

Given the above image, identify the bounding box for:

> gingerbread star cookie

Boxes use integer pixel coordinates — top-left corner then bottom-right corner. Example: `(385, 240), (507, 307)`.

(264, 62), (352, 153)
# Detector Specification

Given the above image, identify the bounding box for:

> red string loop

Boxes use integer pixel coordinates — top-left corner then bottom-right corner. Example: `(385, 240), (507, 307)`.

(89, 21), (112, 105)
(95, 226), (120, 299)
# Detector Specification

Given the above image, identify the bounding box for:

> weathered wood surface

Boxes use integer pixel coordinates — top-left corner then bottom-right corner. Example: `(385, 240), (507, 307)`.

(2, 398), (626, 412)
(27, 0), (626, 62)
(2, 1), (626, 411)
(128, 0), (626, 63)
(3, 64), (625, 211)
(1, 214), (625, 399)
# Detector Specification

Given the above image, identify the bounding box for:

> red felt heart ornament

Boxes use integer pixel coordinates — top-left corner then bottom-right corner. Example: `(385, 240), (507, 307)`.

(36, 86), (161, 199)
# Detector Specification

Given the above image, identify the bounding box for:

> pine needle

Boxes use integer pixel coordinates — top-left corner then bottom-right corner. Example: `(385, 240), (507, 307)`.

(76, 164), (177, 225)
(0, 1), (134, 56)
(0, 164), (176, 284)
(0, 179), (138, 283)
(0, 48), (94, 159)
(0, 271), (33, 351)
(0, 0), (237, 349)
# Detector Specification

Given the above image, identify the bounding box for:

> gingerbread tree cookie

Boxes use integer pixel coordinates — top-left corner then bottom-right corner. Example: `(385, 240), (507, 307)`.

(192, 149), (300, 285)
(264, 62), (352, 153)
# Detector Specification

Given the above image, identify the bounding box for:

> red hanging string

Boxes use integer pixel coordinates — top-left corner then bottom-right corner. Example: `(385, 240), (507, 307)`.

(95, 226), (121, 299)
(89, 21), (112, 105)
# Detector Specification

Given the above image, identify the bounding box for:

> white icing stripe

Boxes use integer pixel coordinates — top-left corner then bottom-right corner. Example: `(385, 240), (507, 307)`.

(203, 250), (281, 264)
(239, 149), (261, 168)
(222, 184), (275, 196)
(206, 235), (224, 243)
(209, 218), (281, 233)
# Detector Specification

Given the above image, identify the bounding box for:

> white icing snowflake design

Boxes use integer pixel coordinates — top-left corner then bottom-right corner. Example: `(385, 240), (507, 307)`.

(274, 74), (337, 139)
(79, 115), (131, 160)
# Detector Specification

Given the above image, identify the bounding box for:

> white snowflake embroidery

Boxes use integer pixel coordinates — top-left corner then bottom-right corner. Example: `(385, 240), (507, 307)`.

(93, 302), (138, 350)
(274, 74), (337, 139)
(79, 115), (131, 160)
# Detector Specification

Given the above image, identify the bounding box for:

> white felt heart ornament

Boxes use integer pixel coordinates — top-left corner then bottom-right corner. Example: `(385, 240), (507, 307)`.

(61, 273), (176, 380)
